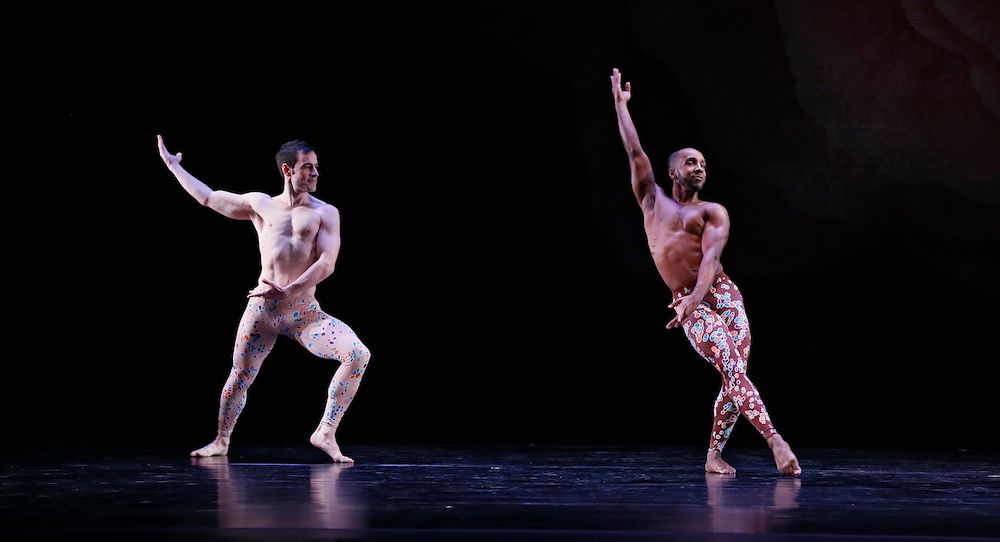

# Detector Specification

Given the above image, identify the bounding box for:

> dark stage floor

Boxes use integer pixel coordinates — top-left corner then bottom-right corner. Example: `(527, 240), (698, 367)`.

(1, 445), (997, 541)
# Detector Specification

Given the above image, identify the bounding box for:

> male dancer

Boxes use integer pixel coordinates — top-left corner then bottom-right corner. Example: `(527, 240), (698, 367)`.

(158, 136), (371, 463)
(610, 70), (800, 475)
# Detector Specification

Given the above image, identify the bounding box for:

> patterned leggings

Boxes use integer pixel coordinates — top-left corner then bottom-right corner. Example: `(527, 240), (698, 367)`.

(217, 297), (371, 438)
(675, 274), (777, 452)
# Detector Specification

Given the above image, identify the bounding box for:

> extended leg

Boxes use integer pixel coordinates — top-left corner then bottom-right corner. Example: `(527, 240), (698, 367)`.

(191, 301), (278, 457)
(680, 279), (799, 475)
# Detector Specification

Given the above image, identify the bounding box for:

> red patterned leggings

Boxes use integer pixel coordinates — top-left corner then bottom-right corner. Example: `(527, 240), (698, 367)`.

(675, 274), (778, 452)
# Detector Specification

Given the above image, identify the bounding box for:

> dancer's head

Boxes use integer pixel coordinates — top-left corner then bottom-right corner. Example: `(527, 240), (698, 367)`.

(276, 140), (318, 193)
(667, 147), (706, 192)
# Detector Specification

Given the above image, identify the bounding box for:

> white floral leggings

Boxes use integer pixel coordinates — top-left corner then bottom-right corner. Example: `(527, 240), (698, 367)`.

(216, 297), (371, 438)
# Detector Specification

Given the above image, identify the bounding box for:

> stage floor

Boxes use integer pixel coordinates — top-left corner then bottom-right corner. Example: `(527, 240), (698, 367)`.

(2, 445), (998, 541)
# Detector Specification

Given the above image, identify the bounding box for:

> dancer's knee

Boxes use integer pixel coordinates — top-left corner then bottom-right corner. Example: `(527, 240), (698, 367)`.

(352, 342), (372, 366)
(341, 342), (371, 381)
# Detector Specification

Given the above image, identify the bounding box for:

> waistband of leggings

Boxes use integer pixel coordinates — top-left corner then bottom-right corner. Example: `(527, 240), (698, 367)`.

(251, 296), (320, 310)
(673, 272), (732, 299)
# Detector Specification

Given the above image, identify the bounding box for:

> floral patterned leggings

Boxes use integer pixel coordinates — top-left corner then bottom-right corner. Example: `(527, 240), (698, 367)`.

(216, 297), (371, 438)
(675, 274), (777, 452)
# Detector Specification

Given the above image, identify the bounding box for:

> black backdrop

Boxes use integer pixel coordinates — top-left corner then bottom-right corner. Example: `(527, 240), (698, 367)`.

(6, 1), (999, 451)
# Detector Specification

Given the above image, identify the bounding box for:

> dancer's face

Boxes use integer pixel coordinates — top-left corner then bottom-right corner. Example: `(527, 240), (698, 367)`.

(288, 151), (319, 193)
(669, 148), (707, 191)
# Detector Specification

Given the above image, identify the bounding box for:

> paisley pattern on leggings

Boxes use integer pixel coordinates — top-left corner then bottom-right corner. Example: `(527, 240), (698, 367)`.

(675, 274), (777, 452)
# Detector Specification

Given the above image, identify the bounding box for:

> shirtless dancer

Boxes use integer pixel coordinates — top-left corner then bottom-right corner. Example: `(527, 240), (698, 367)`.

(610, 69), (800, 475)
(158, 136), (371, 463)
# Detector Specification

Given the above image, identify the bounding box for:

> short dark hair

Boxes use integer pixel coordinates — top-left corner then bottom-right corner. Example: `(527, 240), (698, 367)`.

(668, 147), (703, 173)
(275, 140), (315, 176)
(668, 150), (682, 171)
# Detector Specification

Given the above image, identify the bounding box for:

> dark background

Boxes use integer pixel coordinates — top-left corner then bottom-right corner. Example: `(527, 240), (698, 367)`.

(5, 1), (999, 451)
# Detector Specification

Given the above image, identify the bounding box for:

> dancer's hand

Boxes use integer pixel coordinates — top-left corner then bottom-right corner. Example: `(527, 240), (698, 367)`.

(611, 68), (631, 105)
(666, 295), (697, 329)
(157, 135), (182, 167)
(248, 278), (290, 300)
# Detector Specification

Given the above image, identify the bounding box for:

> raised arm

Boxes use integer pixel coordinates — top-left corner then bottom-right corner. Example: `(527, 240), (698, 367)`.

(611, 68), (656, 210)
(157, 135), (257, 221)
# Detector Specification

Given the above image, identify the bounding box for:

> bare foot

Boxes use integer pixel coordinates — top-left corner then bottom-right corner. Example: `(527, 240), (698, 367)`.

(705, 451), (737, 474)
(767, 434), (801, 476)
(310, 425), (354, 463)
(190, 436), (230, 457)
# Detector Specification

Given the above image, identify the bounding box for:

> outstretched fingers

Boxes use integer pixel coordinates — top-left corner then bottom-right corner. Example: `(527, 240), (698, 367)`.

(611, 68), (623, 93)
(157, 134), (181, 163)
(247, 285), (269, 298)
(156, 134), (168, 157)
